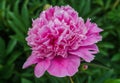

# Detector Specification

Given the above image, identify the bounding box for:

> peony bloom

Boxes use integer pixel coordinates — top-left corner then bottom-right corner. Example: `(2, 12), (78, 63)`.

(23, 5), (103, 78)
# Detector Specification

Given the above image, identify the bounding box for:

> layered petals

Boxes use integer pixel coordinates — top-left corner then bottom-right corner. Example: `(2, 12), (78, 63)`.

(69, 44), (98, 62)
(47, 55), (80, 77)
(80, 33), (102, 46)
(34, 59), (51, 77)
(80, 19), (103, 46)
(22, 53), (40, 69)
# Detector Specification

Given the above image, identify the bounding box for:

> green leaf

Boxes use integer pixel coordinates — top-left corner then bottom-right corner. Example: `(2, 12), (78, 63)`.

(7, 11), (26, 33)
(105, 0), (111, 10)
(21, 78), (32, 83)
(93, 0), (104, 6)
(102, 32), (109, 38)
(82, 0), (91, 16)
(34, 76), (48, 83)
(0, 37), (5, 56)
(78, 0), (85, 15)
(1, 0), (6, 18)
(10, 35), (25, 44)
(99, 42), (114, 49)
(14, 0), (20, 16)
(94, 70), (114, 83)
(111, 53), (120, 62)
(89, 8), (102, 16)
(51, 0), (56, 5)
(99, 49), (108, 56)
(74, 73), (86, 83)
(22, 72), (33, 77)
(0, 64), (14, 79)
(48, 76), (65, 83)
(7, 20), (24, 37)
(7, 51), (21, 65)
(6, 39), (17, 55)
(104, 79), (120, 83)
(88, 76), (92, 83)
(21, 0), (30, 29)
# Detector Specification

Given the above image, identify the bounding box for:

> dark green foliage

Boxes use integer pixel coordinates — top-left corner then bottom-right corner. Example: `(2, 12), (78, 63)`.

(0, 0), (120, 83)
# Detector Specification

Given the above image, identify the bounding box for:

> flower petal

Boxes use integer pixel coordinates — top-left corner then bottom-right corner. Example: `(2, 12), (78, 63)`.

(47, 55), (80, 77)
(22, 54), (40, 69)
(80, 33), (102, 46)
(34, 59), (51, 78)
(69, 44), (98, 62)
(85, 19), (103, 33)
(80, 19), (103, 46)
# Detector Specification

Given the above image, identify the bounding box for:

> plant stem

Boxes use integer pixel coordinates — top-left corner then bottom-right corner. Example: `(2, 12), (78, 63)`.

(69, 76), (74, 83)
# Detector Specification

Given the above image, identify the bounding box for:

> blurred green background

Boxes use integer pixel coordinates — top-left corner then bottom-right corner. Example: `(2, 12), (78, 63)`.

(0, 0), (120, 83)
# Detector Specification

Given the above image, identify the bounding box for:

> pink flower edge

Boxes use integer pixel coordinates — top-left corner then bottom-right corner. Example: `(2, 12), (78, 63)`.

(23, 55), (80, 77)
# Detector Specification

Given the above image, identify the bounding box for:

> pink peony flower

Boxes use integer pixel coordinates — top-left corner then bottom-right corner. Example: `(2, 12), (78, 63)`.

(23, 5), (103, 78)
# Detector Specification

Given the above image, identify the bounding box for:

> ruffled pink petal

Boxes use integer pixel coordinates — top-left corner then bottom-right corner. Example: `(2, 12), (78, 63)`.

(47, 55), (80, 77)
(80, 33), (102, 46)
(69, 44), (98, 62)
(80, 19), (103, 46)
(45, 7), (55, 20)
(22, 54), (40, 69)
(34, 59), (50, 78)
(85, 19), (103, 33)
